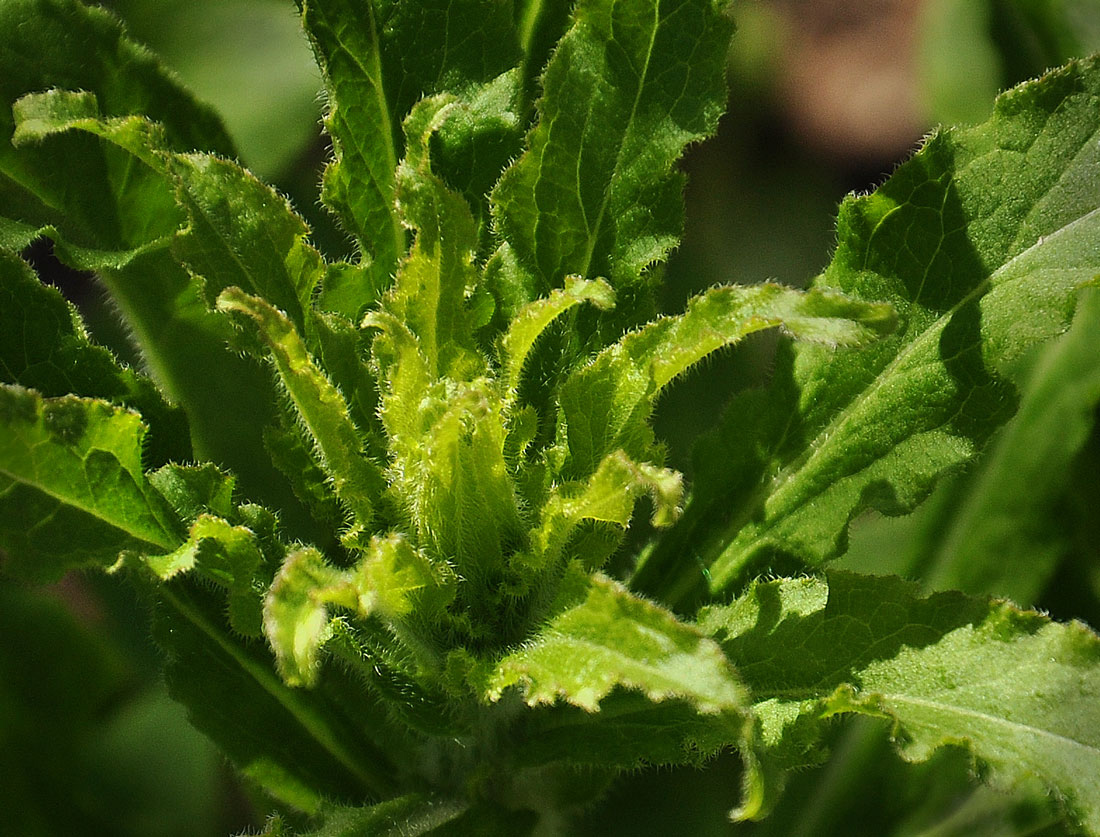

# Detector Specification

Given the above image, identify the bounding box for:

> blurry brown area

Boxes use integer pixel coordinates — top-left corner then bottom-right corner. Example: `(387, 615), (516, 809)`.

(767, 0), (928, 163)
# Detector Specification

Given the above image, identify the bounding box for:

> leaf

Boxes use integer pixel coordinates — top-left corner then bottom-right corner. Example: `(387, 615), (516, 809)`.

(700, 571), (1100, 831)
(0, 248), (189, 466)
(385, 95), (484, 381)
(217, 287), (384, 532)
(0, 384), (180, 581)
(398, 380), (525, 586)
(0, 0), (233, 228)
(301, 0), (522, 301)
(254, 795), (468, 837)
(528, 450), (682, 574)
(499, 275), (615, 394)
(263, 546), (355, 688)
(352, 532), (454, 622)
(667, 56), (1100, 597)
(516, 690), (748, 771)
(147, 514), (269, 638)
(845, 286), (1100, 604)
(492, 0), (734, 301)
(485, 564), (748, 715)
(153, 580), (399, 811)
(559, 283), (896, 479)
(2, 90), (317, 536)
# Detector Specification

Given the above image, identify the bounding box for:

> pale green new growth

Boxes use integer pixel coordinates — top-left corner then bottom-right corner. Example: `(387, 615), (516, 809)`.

(216, 287), (382, 531)
(486, 566), (748, 714)
(2, 0), (1099, 834)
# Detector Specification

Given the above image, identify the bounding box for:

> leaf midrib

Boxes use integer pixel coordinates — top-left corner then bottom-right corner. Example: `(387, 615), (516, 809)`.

(159, 584), (397, 797)
(754, 687), (1100, 758)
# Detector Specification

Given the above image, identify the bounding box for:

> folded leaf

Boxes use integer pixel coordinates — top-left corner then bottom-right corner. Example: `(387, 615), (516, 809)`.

(700, 571), (1100, 830)
(500, 275), (615, 394)
(560, 283), (896, 479)
(529, 450), (682, 574)
(385, 95), (484, 381)
(660, 56), (1100, 597)
(0, 384), (180, 581)
(217, 287), (384, 531)
(263, 547), (356, 688)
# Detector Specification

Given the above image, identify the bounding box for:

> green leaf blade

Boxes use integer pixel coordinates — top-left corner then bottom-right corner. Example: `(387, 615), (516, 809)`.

(0, 384), (180, 581)
(560, 283), (895, 480)
(492, 0), (733, 296)
(702, 571), (1100, 832)
(693, 55), (1100, 594)
(216, 287), (383, 531)
(486, 566), (748, 714)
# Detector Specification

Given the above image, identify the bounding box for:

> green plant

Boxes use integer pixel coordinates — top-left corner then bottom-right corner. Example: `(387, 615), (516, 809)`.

(2, 0), (1100, 834)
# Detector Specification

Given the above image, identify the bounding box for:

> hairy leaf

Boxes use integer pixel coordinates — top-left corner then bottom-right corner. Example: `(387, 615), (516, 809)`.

(500, 275), (616, 394)
(845, 286), (1100, 603)
(300, 0), (522, 302)
(0, 384), (179, 581)
(154, 581), (398, 811)
(654, 56), (1100, 598)
(560, 284), (896, 479)
(0, 0), (233, 230)
(217, 287), (383, 532)
(2, 89), (318, 535)
(701, 571), (1100, 829)
(493, 0), (733, 303)
(0, 248), (189, 466)
(485, 565), (748, 715)
(528, 450), (682, 575)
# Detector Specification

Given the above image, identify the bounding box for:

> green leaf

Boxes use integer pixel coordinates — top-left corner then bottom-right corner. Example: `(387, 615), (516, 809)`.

(147, 514), (269, 638)
(301, 0), (521, 302)
(0, 248), (189, 466)
(396, 380), (525, 586)
(485, 565), (748, 715)
(254, 795), (468, 837)
(559, 283), (896, 479)
(845, 286), (1100, 604)
(352, 532), (454, 622)
(516, 691), (747, 770)
(0, 0), (233, 229)
(2, 90), (318, 535)
(217, 287), (384, 532)
(11, 89), (322, 330)
(153, 581), (398, 810)
(677, 55), (1100, 596)
(384, 95), (485, 381)
(700, 571), (1100, 830)
(263, 546), (355, 688)
(528, 450), (682, 574)
(0, 384), (180, 581)
(500, 275), (615, 394)
(492, 0), (734, 300)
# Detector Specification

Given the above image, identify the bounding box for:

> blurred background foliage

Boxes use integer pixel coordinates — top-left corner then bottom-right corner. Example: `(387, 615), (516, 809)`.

(4, 1), (1100, 834)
